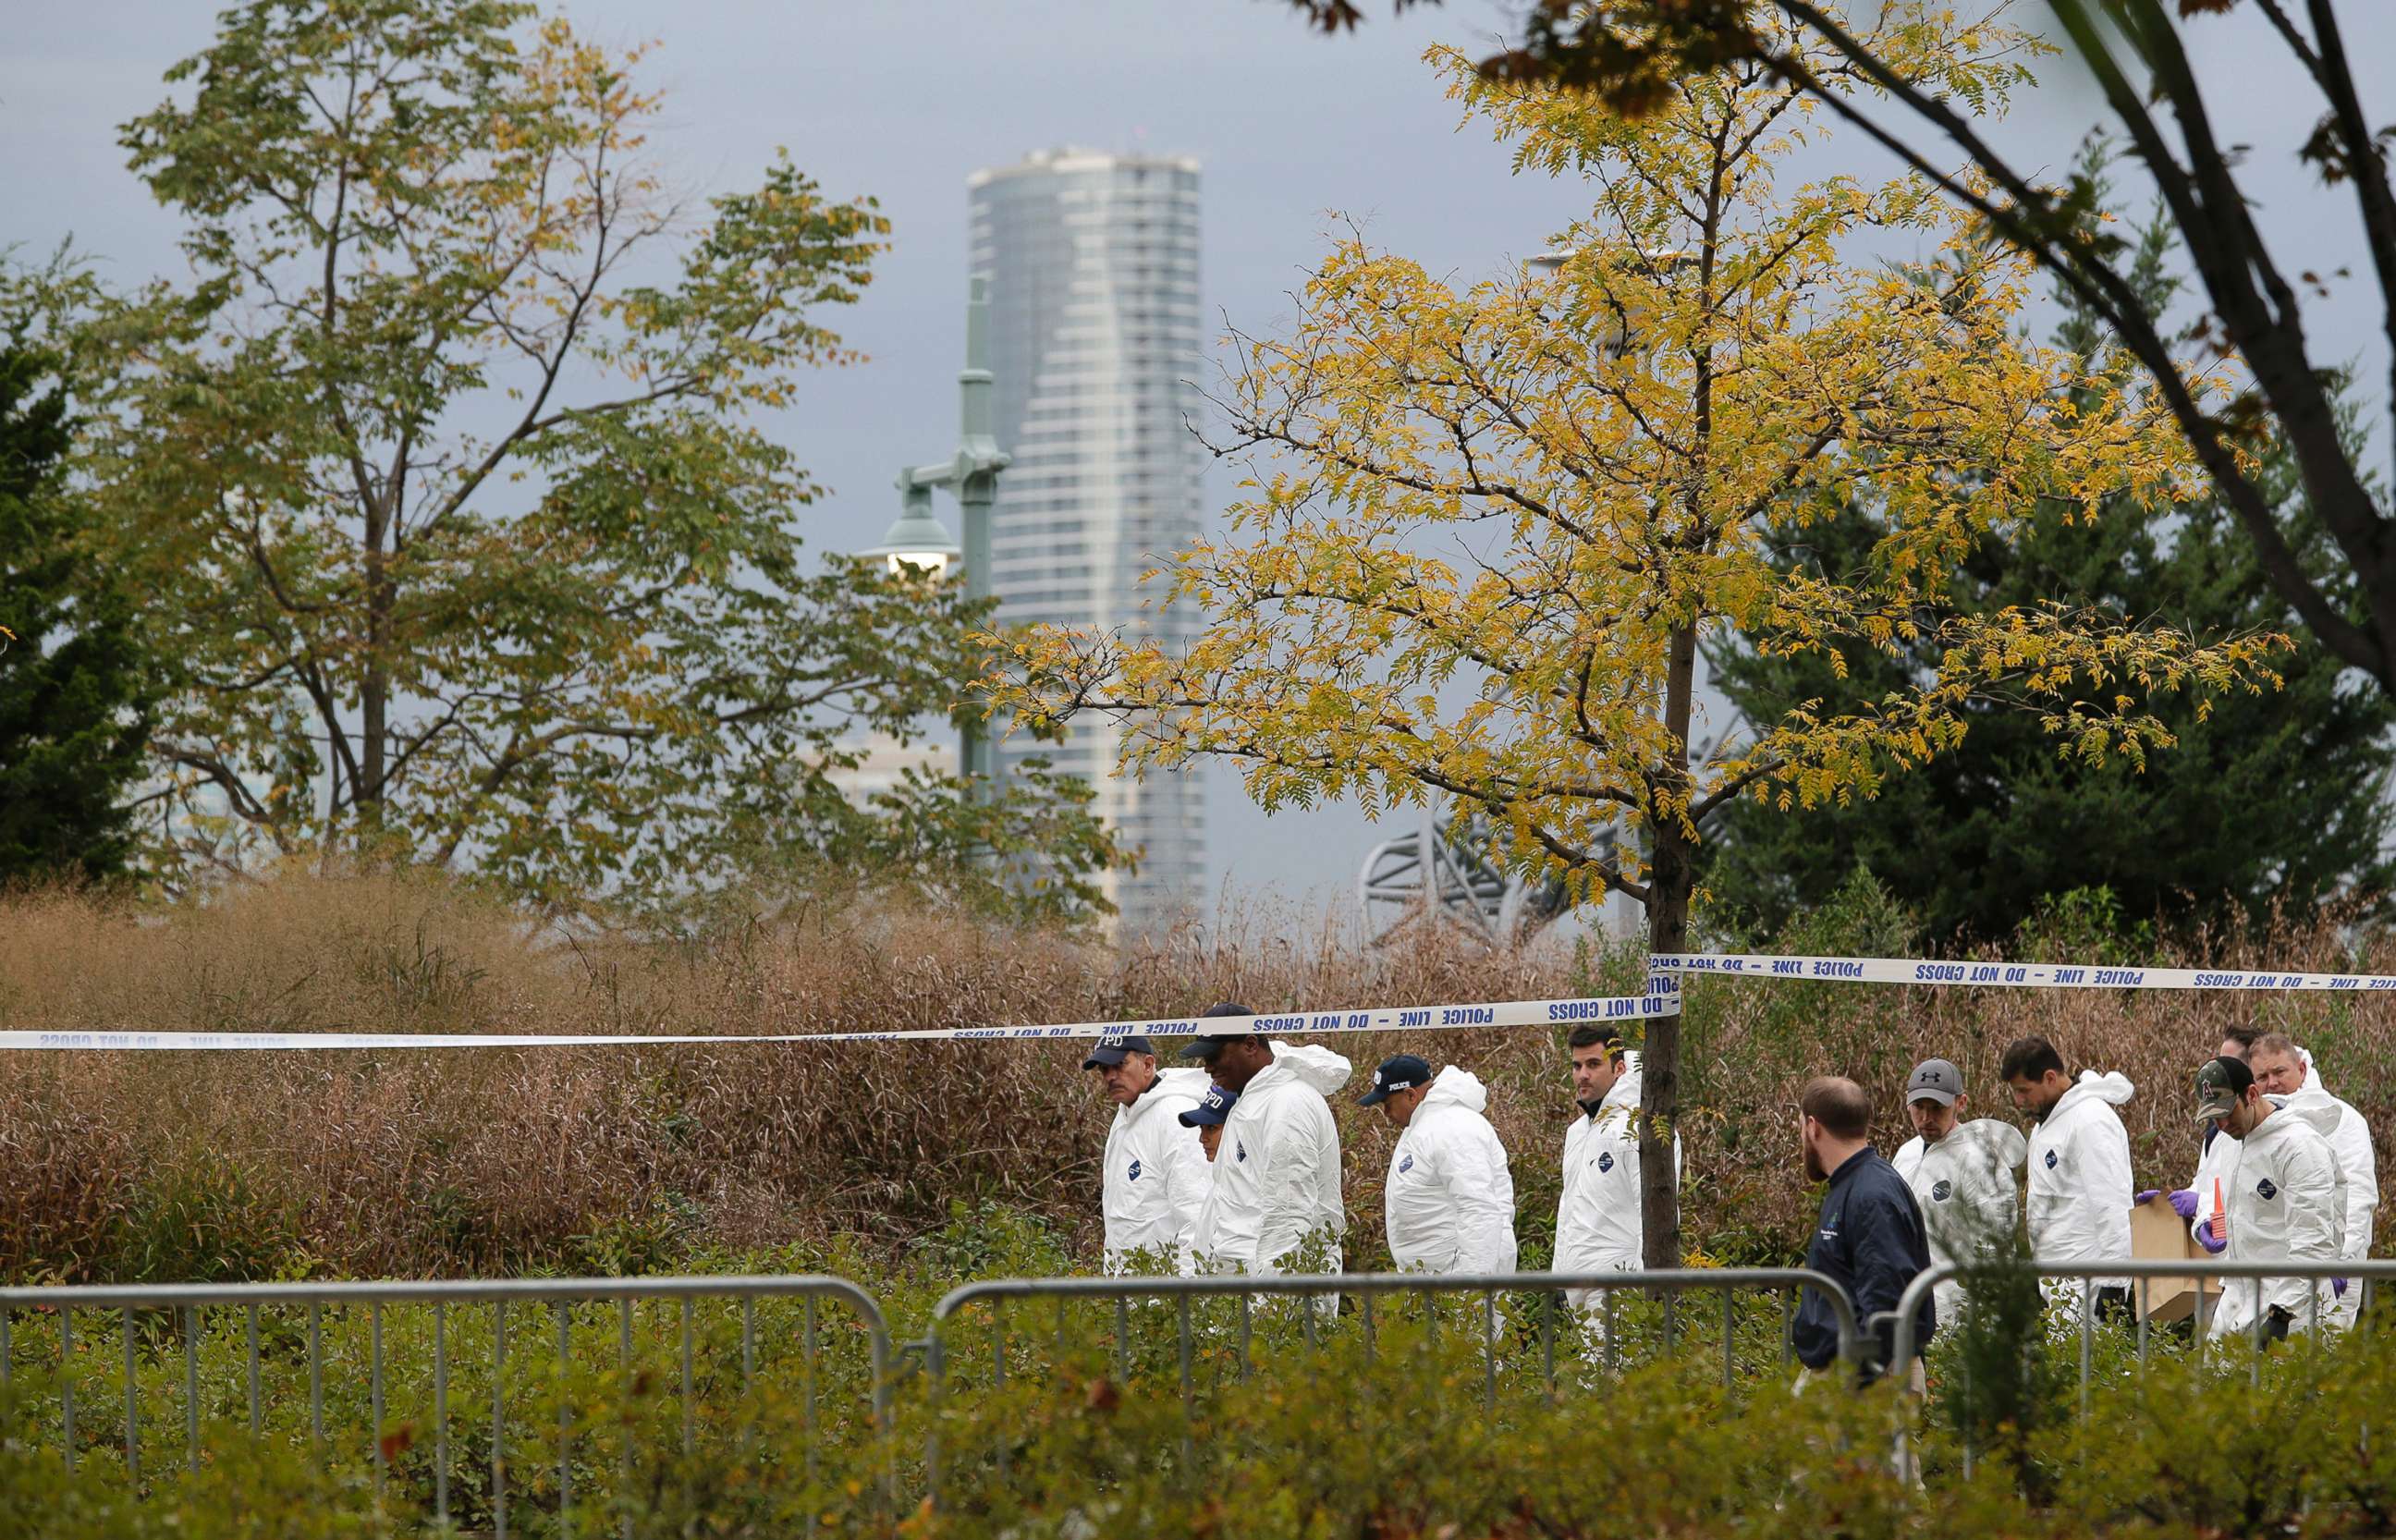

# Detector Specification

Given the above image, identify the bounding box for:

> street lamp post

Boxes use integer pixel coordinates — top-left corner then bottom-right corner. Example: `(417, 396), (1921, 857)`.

(860, 276), (1012, 782)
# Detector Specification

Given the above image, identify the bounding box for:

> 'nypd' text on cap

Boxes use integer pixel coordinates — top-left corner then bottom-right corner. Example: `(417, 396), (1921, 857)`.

(1082, 1033), (1155, 1070)
(1179, 1084), (1240, 1127)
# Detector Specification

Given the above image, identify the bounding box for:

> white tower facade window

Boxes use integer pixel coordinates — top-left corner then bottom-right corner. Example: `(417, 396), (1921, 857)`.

(970, 149), (1207, 933)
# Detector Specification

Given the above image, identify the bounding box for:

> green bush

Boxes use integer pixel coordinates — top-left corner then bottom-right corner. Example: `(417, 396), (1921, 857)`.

(9, 1257), (2396, 1538)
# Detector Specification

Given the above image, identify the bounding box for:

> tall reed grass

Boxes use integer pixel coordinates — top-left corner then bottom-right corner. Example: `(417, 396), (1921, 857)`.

(1, 871), (2388, 1282)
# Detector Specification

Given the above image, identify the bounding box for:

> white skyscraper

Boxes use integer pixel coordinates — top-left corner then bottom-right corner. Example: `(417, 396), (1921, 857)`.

(970, 149), (1206, 932)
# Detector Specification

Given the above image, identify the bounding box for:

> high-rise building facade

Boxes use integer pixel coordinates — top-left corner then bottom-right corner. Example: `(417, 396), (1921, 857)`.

(969, 149), (1206, 932)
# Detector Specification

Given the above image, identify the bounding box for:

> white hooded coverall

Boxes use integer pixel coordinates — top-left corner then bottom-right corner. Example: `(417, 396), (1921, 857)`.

(1891, 1118), (2027, 1320)
(2024, 1070), (2137, 1298)
(1099, 1064), (1213, 1275)
(2291, 1055), (2378, 1329)
(1384, 1065), (1518, 1276)
(1554, 1052), (1678, 1302)
(2189, 1053), (2378, 1330)
(2204, 1095), (2347, 1340)
(1192, 1042), (1352, 1275)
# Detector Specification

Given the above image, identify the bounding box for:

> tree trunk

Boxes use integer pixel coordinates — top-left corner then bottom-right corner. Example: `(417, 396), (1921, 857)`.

(1640, 619), (1699, 1269)
(360, 508), (388, 846)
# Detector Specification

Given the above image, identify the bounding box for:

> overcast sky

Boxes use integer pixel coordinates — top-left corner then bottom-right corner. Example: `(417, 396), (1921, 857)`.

(7, 1), (2390, 923)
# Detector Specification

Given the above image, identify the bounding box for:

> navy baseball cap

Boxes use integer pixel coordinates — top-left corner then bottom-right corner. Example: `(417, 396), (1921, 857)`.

(1179, 1084), (1239, 1127)
(1082, 1033), (1154, 1070)
(1359, 1054), (1433, 1106)
(1177, 1001), (1256, 1061)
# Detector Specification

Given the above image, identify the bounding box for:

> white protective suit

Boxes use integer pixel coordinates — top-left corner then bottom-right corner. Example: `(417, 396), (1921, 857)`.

(1554, 1052), (1680, 1302)
(1892, 1118), (2027, 1320)
(2205, 1095), (2347, 1340)
(2024, 1070), (2137, 1296)
(1099, 1065), (1213, 1275)
(1384, 1066), (1518, 1276)
(2292, 1054), (2379, 1330)
(1192, 1042), (1351, 1275)
(2191, 1055), (2379, 1329)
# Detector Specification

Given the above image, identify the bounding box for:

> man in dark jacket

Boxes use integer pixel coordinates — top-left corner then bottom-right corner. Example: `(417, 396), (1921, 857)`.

(1790, 1075), (1936, 1386)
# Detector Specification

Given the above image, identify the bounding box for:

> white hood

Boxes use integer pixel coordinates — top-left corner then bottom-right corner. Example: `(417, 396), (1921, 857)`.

(1420, 1064), (1488, 1117)
(2049, 1069), (2135, 1120)
(1265, 1040), (1353, 1096)
(2297, 1045), (2329, 1097)
(2267, 1091), (2344, 1141)
(1384, 1064), (1515, 1275)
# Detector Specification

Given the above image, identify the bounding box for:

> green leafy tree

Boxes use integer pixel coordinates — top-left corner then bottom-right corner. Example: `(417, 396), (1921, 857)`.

(1288, 1), (2396, 705)
(1703, 199), (2396, 943)
(0, 330), (153, 883)
(48, 0), (1118, 911)
(985, 19), (2284, 1265)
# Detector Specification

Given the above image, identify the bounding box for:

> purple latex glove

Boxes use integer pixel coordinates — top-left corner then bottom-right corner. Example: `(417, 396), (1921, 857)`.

(2196, 1221), (2228, 1254)
(2167, 1189), (2199, 1220)
(2333, 1277), (2350, 1299)
(2134, 1189), (2161, 1206)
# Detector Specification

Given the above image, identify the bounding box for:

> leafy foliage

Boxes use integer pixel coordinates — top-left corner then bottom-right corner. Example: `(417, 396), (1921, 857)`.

(1291, 0), (2396, 712)
(38, 0), (1119, 911)
(1705, 234), (2396, 940)
(984, 8), (2281, 1262)
(8, 1249), (2396, 1537)
(0, 323), (154, 884)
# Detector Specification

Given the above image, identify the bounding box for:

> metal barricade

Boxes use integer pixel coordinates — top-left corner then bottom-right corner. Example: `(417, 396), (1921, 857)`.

(1886, 1258), (2396, 1477)
(917, 1266), (1861, 1507)
(0, 1275), (894, 1534)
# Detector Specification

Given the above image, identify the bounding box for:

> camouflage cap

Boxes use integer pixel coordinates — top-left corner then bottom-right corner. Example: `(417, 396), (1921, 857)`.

(2194, 1054), (2254, 1125)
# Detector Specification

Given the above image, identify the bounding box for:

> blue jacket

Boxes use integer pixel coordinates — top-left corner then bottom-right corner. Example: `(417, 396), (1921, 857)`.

(1791, 1145), (1936, 1380)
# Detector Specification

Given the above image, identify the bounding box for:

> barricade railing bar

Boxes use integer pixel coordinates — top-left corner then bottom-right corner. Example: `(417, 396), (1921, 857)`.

(1887, 1258), (2396, 1478)
(0, 1274), (895, 1534)
(916, 1266), (1863, 1508)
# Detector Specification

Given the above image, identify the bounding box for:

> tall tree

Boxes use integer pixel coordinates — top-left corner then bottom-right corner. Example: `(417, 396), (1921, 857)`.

(1288, 0), (2396, 706)
(41, 0), (1117, 909)
(0, 331), (153, 884)
(1706, 198), (2396, 942)
(985, 13), (2279, 1265)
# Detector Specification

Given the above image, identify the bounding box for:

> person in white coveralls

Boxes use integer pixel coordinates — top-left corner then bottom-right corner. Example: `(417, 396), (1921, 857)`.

(1083, 1031), (1212, 1275)
(2147, 1025), (2262, 1297)
(1553, 1023), (1677, 1318)
(1889, 1057), (2026, 1323)
(2191, 1053), (2346, 1344)
(2000, 1035), (2136, 1320)
(1179, 1003), (1353, 1279)
(2248, 1032), (2376, 1331)
(1359, 1053), (1518, 1276)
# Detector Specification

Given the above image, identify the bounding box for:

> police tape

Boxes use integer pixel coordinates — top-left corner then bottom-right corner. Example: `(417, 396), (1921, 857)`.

(0, 988), (1677, 1052)
(1649, 952), (2396, 994)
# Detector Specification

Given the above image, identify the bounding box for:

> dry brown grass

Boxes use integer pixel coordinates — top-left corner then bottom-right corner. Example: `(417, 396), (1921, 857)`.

(1, 873), (2390, 1282)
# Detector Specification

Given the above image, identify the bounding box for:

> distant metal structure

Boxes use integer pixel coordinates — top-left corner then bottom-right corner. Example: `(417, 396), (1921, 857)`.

(1358, 812), (1577, 947)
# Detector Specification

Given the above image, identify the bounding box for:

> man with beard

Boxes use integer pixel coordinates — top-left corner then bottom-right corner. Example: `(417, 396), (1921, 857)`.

(2142, 1025), (2260, 1281)
(2002, 1035), (2137, 1320)
(1890, 1057), (2026, 1322)
(1790, 1076), (1935, 1386)
(2192, 1053), (2346, 1345)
